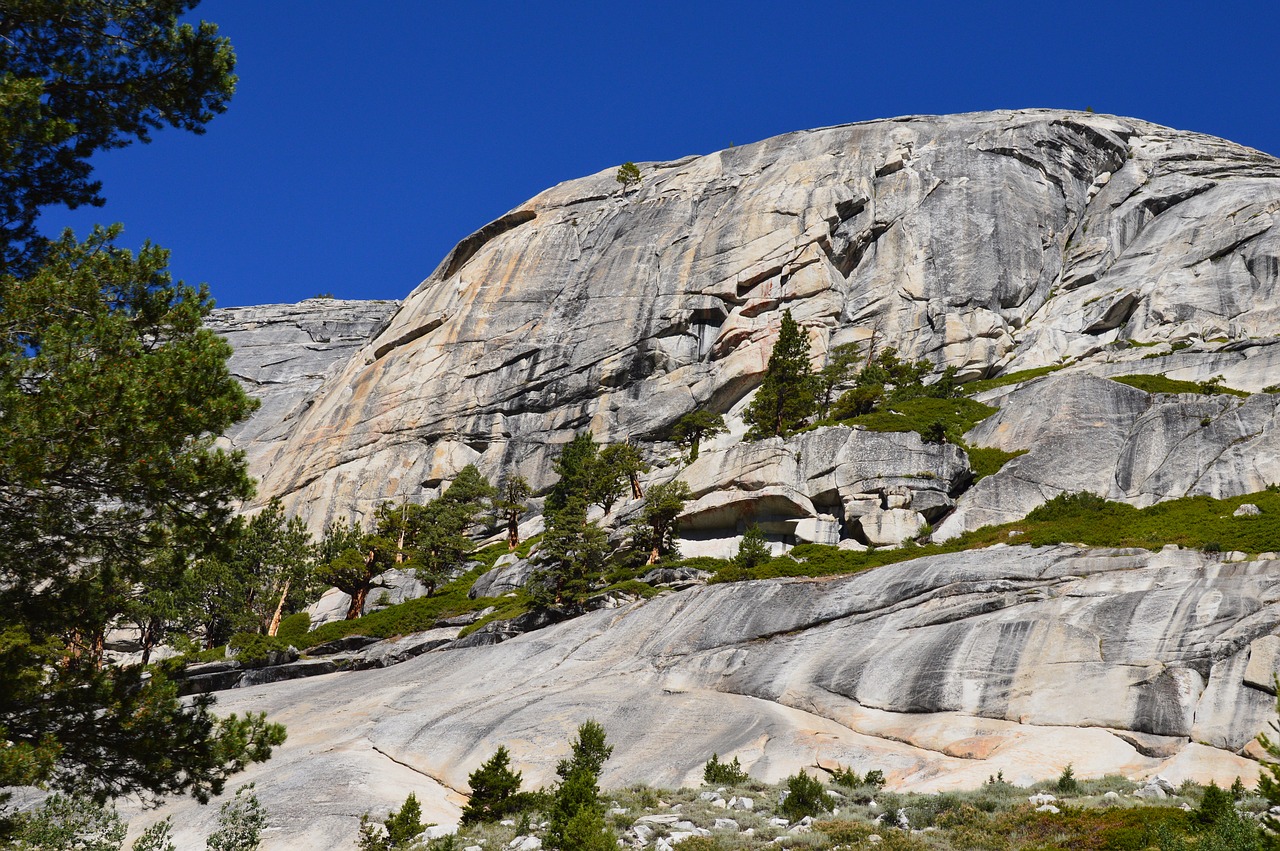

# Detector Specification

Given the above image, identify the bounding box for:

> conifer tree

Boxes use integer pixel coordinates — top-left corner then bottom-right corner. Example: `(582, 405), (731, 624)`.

(671, 410), (727, 462)
(546, 721), (614, 851)
(461, 746), (524, 825)
(744, 310), (819, 439)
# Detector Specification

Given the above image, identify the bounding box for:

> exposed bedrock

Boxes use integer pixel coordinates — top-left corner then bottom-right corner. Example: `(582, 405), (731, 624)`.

(938, 373), (1280, 537)
(140, 545), (1278, 850)
(212, 109), (1280, 529)
(207, 298), (399, 472)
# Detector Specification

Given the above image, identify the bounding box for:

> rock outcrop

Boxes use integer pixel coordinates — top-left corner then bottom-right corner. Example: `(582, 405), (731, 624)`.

(209, 110), (1279, 537)
(138, 545), (1278, 850)
(207, 298), (398, 473)
(185, 111), (1280, 850)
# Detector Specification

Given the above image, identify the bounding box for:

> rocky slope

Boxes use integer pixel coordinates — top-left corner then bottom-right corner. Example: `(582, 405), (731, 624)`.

(140, 545), (1277, 849)
(188, 111), (1280, 848)
(216, 109), (1280, 543)
(207, 298), (399, 473)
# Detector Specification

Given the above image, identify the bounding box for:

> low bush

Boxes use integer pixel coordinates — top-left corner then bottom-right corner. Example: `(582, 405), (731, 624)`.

(1110, 374), (1249, 397)
(226, 633), (291, 668)
(779, 769), (832, 821)
(703, 753), (749, 786)
(276, 612), (310, 642)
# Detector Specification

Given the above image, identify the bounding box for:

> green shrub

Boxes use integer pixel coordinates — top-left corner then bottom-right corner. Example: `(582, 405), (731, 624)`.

(963, 364), (1067, 395)
(1110, 374), (1248, 397)
(779, 769), (832, 821)
(275, 612), (310, 642)
(830, 764), (861, 787)
(864, 769), (886, 788)
(1056, 763), (1079, 794)
(226, 633), (291, 668)
(703, 753), (749, 786)
(968, 446), (1028, 481)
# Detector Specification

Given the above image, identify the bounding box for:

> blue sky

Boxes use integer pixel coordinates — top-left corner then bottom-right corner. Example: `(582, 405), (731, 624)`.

(41, 0), (1280, 308)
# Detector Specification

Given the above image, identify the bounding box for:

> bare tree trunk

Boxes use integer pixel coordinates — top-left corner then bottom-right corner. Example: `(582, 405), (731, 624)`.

(629, 472), (643, 500)
(507, 512), (519, 550)
(346, 584), (368, 620)
(266, 578), (291, 636)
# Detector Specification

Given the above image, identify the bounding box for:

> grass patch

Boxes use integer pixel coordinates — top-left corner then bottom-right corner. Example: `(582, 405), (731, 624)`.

(835, 396), (998, 443)
(964, 364), (1067, 395)
(710, 488), (1280, 584)
(298, 564), (502, 648)
(1110, 374), (1249, 397)
(968, 446), (1028, 481)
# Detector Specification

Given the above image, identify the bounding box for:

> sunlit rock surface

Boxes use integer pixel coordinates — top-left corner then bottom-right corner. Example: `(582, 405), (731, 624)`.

(140, 546), (1276, 849)
(214, 110), (1280, 531)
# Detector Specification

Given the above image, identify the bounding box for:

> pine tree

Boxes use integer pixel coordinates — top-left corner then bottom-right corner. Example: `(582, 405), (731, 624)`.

(546, 722), (614, 851)
(744, 310), (819, 439)
(461, 747), (524, 825)
(495, 475), (532, 550)
(640, 481), (693, 565)
(734, 524), (772, 569)
(671, 410), (727, 462)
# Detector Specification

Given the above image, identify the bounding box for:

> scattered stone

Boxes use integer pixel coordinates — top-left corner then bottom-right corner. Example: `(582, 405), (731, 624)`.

(1234, 504), (1262, 517)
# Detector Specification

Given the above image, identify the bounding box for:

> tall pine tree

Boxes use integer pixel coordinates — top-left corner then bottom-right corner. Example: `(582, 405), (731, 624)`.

(744, 310), (819, 439)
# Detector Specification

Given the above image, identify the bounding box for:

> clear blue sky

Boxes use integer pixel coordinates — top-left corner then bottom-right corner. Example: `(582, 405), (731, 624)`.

(40, 0), (1280, 308)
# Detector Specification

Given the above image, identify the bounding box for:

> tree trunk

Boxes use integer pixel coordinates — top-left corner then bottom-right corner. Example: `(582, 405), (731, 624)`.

(139, 618), (158, 668)
(266, 578), (291, 636)
(629, 472), (643, 500)
(507, 512), (519, 550)
(346, 584), (368, 620)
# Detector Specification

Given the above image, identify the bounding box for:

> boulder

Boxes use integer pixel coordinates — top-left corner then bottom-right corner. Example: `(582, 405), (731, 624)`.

(469, 558), (536, 599)
(858, 508), (927, 546)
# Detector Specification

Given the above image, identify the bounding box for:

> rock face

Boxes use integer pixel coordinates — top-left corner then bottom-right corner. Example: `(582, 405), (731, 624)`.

(139, 546), (1278, 850)
(207, 298), (398, 473)
(214, 110), (1280, 531)
(188, 111), (1280, 849)
(937, 374), (1280, 537)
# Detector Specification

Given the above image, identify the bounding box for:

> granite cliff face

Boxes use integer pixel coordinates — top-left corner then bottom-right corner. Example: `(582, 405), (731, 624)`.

(145, 545), (1279, 849)
(218, 109), (1280, 539)
(207, 298), (398, 473)
(193, 111), (1280, 848)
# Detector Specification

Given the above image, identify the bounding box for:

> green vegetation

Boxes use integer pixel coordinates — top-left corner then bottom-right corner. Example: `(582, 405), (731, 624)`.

(0, 0), (237, 276)
(838, 395), (998, 444)
(745, 309), (820, 439)
(616, 161), (642, 190)
(545, 721), (614, 851)
(671, 410), (728, 462)
(462, 747), (525, 825)
(779, 769), (833, 820)
(1110, 374), (1249, 397)
(703, 753), (749, 786)
(359, 792), (426, 851)
(710, 488), (1280, 583)
(969, 446), (1029, 481)
(963, 364), (1068, 395)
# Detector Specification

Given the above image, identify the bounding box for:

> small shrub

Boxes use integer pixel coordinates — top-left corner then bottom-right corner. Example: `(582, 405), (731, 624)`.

(830, 764), (862, 787)
(779, 769), (832, 821)
(703, 753), (749, 786)
(226, 633), (291, 668)
(275, 612), (310, 642)
(358, 792), (427, 851)
(206, 785), (268, 851)
(864, 769), (886, 788)
(1057, 763), (1079, 794)
(734, 524), (773, 569)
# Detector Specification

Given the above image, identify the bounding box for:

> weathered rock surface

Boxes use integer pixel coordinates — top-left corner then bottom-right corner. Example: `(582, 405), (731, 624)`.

(207, 298), (399, 474)
(138, 545), (1277, 849)
(211, 111), (1280, 531)
(938, 374), (1280, 537)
